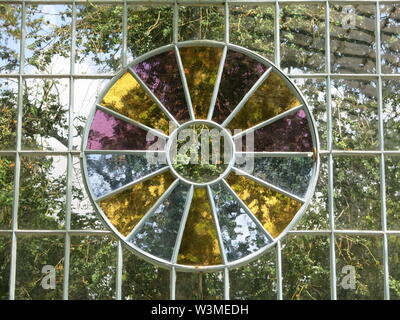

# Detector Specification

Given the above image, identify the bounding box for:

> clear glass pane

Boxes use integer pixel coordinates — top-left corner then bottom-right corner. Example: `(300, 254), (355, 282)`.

(22, 78), (69, 151)
(176, 271), (223, 300)
(330, 4), (376, 74)
(19, 156), (67, 230)
(69, 236), (117, 300)
(0, 235), (11, 300)
(179, 6), (224, 42)
(131, 182), (190, 261)
(0, 4), (20, 73)
(282, 235), (330, 300)
(334, 156), (381, 230)
(281, 4), (326, 74)
(389, 235), (400, 300)
(382, 80), (400, 150)
(0, 78), (18, 150)
(229, 4), (274, 62)
(380, 3), (400, 74)
(336, 235), (384, 300)
(25, 5), (71, 74)
(0, 156), (15, 230)
(385, 156), (400, 230)
(15, 236), (64, 300)
(331, 79), (378, 150)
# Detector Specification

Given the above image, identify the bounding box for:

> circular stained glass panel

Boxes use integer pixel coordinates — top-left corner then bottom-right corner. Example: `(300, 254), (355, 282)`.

(81, 41), (320, 271)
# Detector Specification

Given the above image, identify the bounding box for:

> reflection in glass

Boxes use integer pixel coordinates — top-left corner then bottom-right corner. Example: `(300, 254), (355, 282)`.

(235, 109), (312, 152)
(86, 153), (166, 198)
(87, 109), (165, 151)
(228, 72), (301, 131)
(211, 182), (269, 262)
(180, 46), (223, 119)
(235, 156), (314, 197)
(226, 173), (302, 238)
(100, 72), (170, 133)
(382, 80), (400, 150)
(386, 157), (400, 230)
(0, 236), (11, 299)
(99, 171), (175, 236)
(131, 183), (190, 261)
(133, 51), (190, 123)
(381, 4), (400, 74)
(178, 188), (222, 266)
(212, 50), (267, 124)
(0, 156), (15, 229)
(176, 272), (224, 300)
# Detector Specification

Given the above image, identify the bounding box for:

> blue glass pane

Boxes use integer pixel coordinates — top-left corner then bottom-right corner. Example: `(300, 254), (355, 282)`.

(131, 182), (190, 261)
(86, 153), (166, 198)
(211, 182), (269, 262)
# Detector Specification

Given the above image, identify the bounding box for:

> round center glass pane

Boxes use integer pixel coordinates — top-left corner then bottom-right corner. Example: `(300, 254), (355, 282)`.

(167, 120), (234, 184)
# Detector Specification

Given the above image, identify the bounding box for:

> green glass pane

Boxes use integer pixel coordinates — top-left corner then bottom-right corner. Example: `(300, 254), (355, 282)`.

(0, 235), (11, 300)
(0, 156), (15, 229)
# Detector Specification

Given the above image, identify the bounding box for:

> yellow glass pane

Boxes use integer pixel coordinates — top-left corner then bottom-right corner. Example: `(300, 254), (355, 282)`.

(227, 72), (301, 131)
(177, 188), (222, 266)
(99, 171), (175, 236)
(100, 72), (170, 133)
(226, 173), (302, 238)
(180, 47), (223, 119)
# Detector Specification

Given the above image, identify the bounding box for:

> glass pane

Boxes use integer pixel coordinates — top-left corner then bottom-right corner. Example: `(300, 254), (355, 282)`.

(389, 235), (400, 300)
(229, 4), (274, 61)
(227, 72), (301, 131)
(0, 235), (11, 300)
(0, 156), (15, 229)
(179, 6), (224, 41)
(86, 153), (166, 199)
(100, 72), (170, 133)
(282, 235), (330, 300)
(336, 235), (384, 300)
(15, 236), (64, 300)
(381, 3), (400, 74)
(293, 78), (327, 150)
(127, 6), (173, 60)
(235, 156), (314, 198)
(331, 79), (378, 150)
(177, 188), (222, 266)
(0, 79), (18, 150)
(131, 182), (190, 261)
(334, 156), (381, 230)
(382, 80), (400, 150)
(385, 156), (400, 230)
(22, 78), (69, 151)
(75, 4), (122, 73)
(87, 109), (165, 151)
(330, 4), (376, 74)
(176, 272), (223, 300)
(212, 50), (267, 124)
(73, 79), (108, 150)
(69, 236), (117, 300)
(229, 248), (276, 299)
(235, 109), (313, 152)
(133, 51), (189, 123)
(19, 156), (67, 230)
(280, 4), (325, 74)
(180, 46), (223, 119)
(226, 173), (302, 238)
(98, 171), (175, 237)
(0, 4), (20, 73)
(25, 5), (71, 74)
(122, 249), (170, 300)
(211, 182), (269, 262)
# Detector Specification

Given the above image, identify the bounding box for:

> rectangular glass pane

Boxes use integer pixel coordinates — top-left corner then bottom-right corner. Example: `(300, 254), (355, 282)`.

(380, 3), (400, 74)
(382, 79), (400, 150)
(0, 235), (11, 300)
(282, 235), (330, 300)
(335, 235), (384, 300)
(0, 4), (20, 73)
(15, 236), (64, 300)
(389, 235), (400, 300)
(0, 156), (15, 230)
(19, 156), (67, 230)
(281, 4), (326, 74)
(68, 236), (117, 300)
(385, 156), (400, 230)
(229, 4), (274, 61)
(334, 156), (381, 230)
(0, 78), (18, 150)
(176, 271), (223, 300)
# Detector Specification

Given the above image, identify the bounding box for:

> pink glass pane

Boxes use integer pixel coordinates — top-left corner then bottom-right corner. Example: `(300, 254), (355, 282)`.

(87, 109), (164, 150)
(212, 50), (267, 124)
(133, 50), (190, 123)
(235, 109), (313, 152)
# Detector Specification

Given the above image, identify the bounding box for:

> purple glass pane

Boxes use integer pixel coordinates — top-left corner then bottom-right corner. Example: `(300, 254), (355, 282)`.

(133, 50), (190, 123)
(87, 109), (164, 150)
(236, 109), (313, 152)
(212, 50), (267, 124)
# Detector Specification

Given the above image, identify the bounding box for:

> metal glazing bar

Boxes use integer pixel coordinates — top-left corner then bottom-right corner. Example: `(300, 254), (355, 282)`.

(224, 267), (229, 300)
(276, 241), (283, 300)
(170, 267), (176, 300)
(236, 151), (313, 157)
